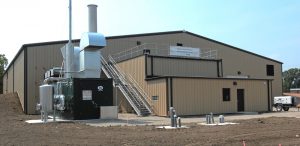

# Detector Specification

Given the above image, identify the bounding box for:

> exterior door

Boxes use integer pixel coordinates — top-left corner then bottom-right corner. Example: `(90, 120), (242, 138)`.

(237, 89), (245, 112)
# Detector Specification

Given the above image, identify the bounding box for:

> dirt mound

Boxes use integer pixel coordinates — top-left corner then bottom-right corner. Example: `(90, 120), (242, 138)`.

(0, 93), (24, 115)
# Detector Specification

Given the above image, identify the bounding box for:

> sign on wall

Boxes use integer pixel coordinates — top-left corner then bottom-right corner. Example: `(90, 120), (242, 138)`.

(169, 46), (200, 57)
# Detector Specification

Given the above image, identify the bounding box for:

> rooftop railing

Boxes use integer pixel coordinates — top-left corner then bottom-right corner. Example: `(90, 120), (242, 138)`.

(111, 43), (218, 62)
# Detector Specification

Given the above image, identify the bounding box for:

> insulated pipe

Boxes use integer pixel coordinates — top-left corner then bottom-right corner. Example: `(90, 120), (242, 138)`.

(88, 4), (97, 32)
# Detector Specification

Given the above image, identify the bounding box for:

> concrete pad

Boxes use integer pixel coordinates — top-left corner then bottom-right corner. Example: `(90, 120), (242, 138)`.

(25, 119), (71, 124)
(198, 122), (239, 126)
(156, 126), (189, 129)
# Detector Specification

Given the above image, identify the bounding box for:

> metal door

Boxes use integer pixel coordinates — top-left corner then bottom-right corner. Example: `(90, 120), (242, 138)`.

(237, 89), (245, 112)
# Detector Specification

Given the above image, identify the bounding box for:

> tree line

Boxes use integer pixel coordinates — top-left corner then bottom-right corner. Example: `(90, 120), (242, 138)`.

(283, 68), (300, 92)
(0, 54), (8, 94)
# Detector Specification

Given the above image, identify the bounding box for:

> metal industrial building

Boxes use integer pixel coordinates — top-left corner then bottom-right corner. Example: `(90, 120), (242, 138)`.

(2, 30), (282, 116)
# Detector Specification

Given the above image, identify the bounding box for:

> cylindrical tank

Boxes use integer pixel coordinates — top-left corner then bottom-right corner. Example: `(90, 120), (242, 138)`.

(39, 85), (53, 112)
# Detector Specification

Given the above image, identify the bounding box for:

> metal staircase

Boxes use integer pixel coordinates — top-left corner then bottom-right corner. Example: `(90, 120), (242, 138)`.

(100, 55), (152, 116)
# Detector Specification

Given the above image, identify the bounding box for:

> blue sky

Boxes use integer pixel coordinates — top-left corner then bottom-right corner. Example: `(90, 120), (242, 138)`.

(0, 0), (299, 70)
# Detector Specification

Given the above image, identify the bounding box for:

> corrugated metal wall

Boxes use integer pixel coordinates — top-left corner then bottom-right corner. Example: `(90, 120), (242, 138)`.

(102, 33), (185, 58)
(146, 56), (152, 76)
(146, 78), (167, 116)
(102, 32), (281, 99)
(2, 73), (7, 94)
(26, 43), (69, 114)
(117, 56), (168, 116)
(147, 56), (219, 77)
(171, 33), (281, 98)
(13, 50), (25, 110)
(214, 42), (282, 98)
(172, 78), (269, 116)
(2, 50), (25, 110)
(7, 64), (13, 93)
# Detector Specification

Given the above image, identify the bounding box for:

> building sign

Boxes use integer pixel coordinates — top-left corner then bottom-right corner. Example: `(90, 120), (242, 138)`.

(170, 46), (200, 57)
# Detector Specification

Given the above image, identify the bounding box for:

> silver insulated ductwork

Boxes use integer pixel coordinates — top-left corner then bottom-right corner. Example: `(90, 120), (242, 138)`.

(74, 4), (106, 78)
(61, 3), (106, 78)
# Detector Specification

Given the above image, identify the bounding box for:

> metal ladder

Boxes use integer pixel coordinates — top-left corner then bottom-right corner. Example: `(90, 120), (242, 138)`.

(100, 55), (152, 116)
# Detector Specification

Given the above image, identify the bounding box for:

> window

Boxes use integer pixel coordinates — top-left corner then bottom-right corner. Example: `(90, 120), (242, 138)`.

(223, 88), (230, 101)
(266, 65), (274, 76)
(152, 96), (158, 101)
(176, 43), (183, 46)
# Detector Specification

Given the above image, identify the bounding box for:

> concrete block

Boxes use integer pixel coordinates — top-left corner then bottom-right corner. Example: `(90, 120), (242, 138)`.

(100, 106), (118, 119)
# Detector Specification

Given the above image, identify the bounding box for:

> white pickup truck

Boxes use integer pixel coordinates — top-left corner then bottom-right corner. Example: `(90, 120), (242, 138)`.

(273, 96), (296, 111)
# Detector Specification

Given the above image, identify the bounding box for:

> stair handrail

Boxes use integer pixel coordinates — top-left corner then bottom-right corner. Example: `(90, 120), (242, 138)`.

(102, 55), (128, 84)
(126, 74), (153, 113)
(101, 55), (142, 115)
(108, 55), (153, 113)
(101, 55), (116, 79)
(117, 85), (142, 115)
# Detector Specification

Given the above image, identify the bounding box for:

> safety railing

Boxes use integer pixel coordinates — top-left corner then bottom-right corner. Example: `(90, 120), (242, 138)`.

(111, 43), (218, 62)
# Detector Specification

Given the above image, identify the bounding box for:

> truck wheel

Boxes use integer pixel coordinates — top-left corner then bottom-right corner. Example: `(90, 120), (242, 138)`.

(276, 104), (283, 112)
(283, 107), (289, 111)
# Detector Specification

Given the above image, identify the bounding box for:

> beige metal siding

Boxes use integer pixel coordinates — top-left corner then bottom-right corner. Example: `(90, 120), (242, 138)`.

(146, 56), (151, 76)
(2, 73), (7, 94)
(7, 65), (13, 93)
(165, 33), (281, 98)
(146, 79), (167, 116)
(102, 33), (188, 58)
(13, 50), (25, 110)
(272, 64), (282, 98)
(151, 56), (218, 77)
(117, 56), (168, 116)
(102, 33), (281, 99)
(172, 78), (268, 116)
(26, 43), (67, 114)
(215, 43), (282, 98)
